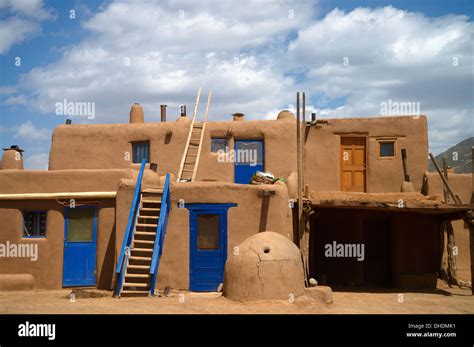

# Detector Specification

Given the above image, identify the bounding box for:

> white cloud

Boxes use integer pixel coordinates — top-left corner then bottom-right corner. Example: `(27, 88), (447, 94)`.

(15, 121), (51, 141)
(9, 1), (474, 153)
(5, 94), (27, 106)
(25, 152), (48, 170)
(0, 0), (54, 54)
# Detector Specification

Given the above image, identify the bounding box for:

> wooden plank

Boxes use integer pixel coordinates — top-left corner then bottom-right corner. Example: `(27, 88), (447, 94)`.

(0, 191), (116, 200)
(429, 152), (462, 204)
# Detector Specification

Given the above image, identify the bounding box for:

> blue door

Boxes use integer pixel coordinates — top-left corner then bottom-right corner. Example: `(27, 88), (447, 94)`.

(188, 204), (235, 291)
(63, 206), (97, 287)
(234, 139), (264, 184)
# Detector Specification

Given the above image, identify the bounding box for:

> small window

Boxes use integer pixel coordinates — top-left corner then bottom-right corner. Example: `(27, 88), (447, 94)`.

(132, 141), (150, 163)
(211, 138), (227, 153)
(379, 142), (395, 158)
(23, 211), (47, 237)
(197, 214), (220, 250)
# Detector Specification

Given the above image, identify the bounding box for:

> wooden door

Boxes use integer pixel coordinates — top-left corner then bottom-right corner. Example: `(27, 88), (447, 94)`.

(340, 137), (366, 192)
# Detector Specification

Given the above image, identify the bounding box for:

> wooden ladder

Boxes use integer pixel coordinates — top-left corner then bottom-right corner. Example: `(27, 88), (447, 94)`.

(177, 87), (212, 182)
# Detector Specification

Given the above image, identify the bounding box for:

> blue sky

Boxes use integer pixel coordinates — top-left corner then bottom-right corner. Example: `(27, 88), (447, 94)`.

(0, 0), (472, 169)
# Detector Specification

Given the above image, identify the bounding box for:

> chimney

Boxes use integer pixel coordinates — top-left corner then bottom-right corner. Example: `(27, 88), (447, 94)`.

(130, 103), (144, 124)
(232, 113), (244, 122)
(2, 145), (24, 170)
(311, 112), (316, 122)
(160, 104), (167, 122)
(180, 105), (187, 117)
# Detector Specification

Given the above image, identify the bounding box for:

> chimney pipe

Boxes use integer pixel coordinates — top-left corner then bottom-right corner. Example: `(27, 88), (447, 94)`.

(311, 112), (316, 122)
(180, 105), (187, 117)
(232, 113), (244, 122)
(130, 103), (144, 123)
(160, 104), (167, 122)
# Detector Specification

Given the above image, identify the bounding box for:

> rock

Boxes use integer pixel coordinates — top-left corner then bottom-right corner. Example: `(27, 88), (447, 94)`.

(217, 283), (223, 292)
(309, 278), (318, 287)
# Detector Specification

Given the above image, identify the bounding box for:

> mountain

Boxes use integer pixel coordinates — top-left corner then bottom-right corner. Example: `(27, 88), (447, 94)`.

(428, 137), (473, 174)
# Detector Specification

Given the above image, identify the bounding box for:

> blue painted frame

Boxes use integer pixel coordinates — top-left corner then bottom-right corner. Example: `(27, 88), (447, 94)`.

(186, 203), (236, 292)
(234, 139), (264, 184)
(22, 210), (47, 238)
(63, 205), (97, 287)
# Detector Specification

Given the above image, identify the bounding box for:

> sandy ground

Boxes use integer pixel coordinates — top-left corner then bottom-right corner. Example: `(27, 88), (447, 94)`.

(0, 281), (472, 314)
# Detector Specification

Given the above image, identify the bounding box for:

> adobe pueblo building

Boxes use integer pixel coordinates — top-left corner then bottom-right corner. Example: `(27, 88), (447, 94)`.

(0, 91), (472, 298)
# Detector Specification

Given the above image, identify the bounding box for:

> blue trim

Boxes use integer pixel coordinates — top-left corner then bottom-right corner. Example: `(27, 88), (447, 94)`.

(62, 205), (97, 287)
(149, 173), (171, 295)
(22, 210), (47, 238)
(234, 139), (264, 184)
(114, 159), (147, 296)
(186, 203), (236, 292)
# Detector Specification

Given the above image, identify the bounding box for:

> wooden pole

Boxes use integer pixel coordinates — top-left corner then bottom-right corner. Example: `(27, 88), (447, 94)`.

(296, 92), (302, 242)
(443, 157), (449, 203)
(446, 221), (459, 286)
(401, 149), (410, 182)
(302, 92), (306, 192)
(429, 153), (461, 204)
(0, 192), (117, 200)
(470, 147), (474, 294)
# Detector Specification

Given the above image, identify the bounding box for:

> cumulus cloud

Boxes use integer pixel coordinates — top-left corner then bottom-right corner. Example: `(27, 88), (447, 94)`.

(25, 152), (48, 170)
(15, 121), (51, 141)
(8, 1), (474, 153)
(0, 0), (55, 54)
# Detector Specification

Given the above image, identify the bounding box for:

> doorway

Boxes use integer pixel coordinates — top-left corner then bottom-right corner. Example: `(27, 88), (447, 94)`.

(340, 137), (366, 192)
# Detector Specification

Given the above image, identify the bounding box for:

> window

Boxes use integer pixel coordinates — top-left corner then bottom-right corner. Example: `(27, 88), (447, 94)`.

(211, 138), (227, 153)
(379, 141), (395, 158)
(23, 211), (46, 237)
(132, 141), (150, 163)
(197, 214), (220, 250)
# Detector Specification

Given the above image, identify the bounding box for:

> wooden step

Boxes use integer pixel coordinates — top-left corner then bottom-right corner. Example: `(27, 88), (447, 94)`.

(142, 200), (162, 204)
(129, 256), (151, 262)
(132, 248), (153, 253)
(127, 264), (150, 270)
(136, 223), (157, 228)
(140, 208), (160, 212)
(125, 273), (149, 278)
(142, 189), (163, 193)
(120, 290), (149, 295)
(123, 282), (149, 288)
(182, 169), (194, 172)
(133, 239), (154, 244)
(138, 215), (158, 219)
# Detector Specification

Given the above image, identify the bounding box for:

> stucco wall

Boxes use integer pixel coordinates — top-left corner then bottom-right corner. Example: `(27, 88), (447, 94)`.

(305, 116), (428, 193)
(114, 181), (293, 290)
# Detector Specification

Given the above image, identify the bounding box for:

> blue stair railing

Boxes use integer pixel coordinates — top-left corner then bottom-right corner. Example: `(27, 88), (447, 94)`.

(114, 159), (147, 297)
(149, 173), (171, 296)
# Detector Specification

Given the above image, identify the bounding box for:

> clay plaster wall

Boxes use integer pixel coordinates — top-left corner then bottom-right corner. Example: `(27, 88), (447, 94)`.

(0, 169), (133, 289)
(305, 116), (428, 193)
(114, 181), (293, 290)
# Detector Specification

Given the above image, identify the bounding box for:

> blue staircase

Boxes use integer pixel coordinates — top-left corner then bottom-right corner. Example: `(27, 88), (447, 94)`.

(114, 160), (171, 297)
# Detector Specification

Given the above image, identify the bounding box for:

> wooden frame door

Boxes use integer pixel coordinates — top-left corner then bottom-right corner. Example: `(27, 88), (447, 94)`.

(340, 137), (366, 192)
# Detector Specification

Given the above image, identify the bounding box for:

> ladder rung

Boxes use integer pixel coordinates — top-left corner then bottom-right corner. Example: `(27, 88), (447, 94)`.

(182, 169), (194, 172)
(126, 273), (149, 278)
(132, 248), (153, 252)
(138, 215), (158, 219)
(120, 290), (148, 294)
(135, 231), (156, 236)
(129, 256), (151, 261)
(142, 200), (162, 204)
(140, 208), (160, 212)
(123, 282), (149, 288)
(136, 223), (157, 228)
(127, 264), (149, 269)
(142, 188), (164, 193)
(186, 154), (198, 156)
(133, 239), (154, 244)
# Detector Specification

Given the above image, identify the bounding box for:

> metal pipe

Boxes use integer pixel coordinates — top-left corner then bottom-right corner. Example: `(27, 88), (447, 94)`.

(160, 104), (167, 122)
(311, 112), (316, 122)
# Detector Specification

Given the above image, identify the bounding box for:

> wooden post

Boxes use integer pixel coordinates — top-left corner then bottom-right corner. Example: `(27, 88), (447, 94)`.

(401, 149), (410, 182)
(296, 92), (302, 243)
(446, 221), (459, 286)
(443, 157), (449, 203)
(469, 215), (474, 295)
(429, 153), (461, 204)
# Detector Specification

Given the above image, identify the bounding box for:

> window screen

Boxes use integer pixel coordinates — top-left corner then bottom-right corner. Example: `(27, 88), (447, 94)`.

(211, 138), (227, 153)
(380, 142), (395, 157)
(197, 214), (220, 250)
(23, 211), (46, 237)
(67, 208), (94, 242)
(235, 140), (264, 165)
(132, 141), (150, 163)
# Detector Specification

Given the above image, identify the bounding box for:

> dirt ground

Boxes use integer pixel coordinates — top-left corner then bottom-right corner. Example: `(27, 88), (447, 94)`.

(0, 281), (472, 314)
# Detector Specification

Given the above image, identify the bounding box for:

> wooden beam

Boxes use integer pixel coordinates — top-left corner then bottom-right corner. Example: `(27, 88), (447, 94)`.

(443, 157), (449, 203)
(401, 149), (410, 182)
(0, 192), (117, 200)
(429, 152), (461, 204)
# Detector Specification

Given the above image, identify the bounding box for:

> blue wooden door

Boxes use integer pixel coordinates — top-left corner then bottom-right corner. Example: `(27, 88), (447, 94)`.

(63, 206), (97, 287)
(234, 139), (264, 184)
(190, 209), (227, 291)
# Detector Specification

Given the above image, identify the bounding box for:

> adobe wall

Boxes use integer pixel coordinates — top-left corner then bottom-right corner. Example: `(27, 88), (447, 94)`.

(114, 181), (294, 290)
(0, 199), (115, 290)
(305, 116), (428, 193)
(424, 172), (472, 204)
(0, 169), (134, 290)
(49, 119), (297, 182)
